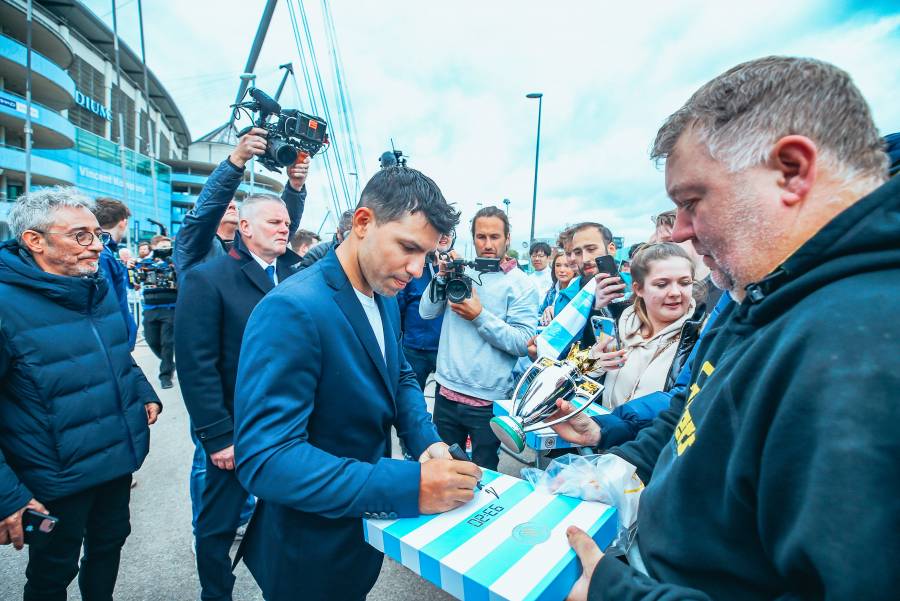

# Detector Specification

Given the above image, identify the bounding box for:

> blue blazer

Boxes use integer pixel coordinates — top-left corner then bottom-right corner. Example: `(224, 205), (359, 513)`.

(233, 250), (441, 601)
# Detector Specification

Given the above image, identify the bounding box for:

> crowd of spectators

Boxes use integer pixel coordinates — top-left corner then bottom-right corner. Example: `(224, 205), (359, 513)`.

(1, 55), (899, 601)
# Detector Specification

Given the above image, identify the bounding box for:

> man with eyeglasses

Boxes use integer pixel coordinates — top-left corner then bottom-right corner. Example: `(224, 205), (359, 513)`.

(0, 187), (161, 600)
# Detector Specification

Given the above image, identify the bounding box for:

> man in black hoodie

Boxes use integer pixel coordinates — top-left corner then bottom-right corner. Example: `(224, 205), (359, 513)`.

(563, 56), (900, 600)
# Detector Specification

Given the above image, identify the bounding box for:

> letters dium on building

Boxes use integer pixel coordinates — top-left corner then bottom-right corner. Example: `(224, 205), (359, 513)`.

(74, 90), (113, 121)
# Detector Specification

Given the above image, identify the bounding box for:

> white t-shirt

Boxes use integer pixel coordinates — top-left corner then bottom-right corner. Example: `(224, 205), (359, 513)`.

(354, 288), (386, 361)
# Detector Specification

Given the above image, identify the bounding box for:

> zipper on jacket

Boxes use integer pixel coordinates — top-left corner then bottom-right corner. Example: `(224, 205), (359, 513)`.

(87, 280), (139, 468)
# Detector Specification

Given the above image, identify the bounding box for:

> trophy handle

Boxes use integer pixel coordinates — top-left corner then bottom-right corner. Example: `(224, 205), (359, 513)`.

(521, 391), (596, 433)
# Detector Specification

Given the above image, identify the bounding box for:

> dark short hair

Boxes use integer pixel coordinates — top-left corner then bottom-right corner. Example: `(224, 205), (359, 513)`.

(470, 206), (509, 238)
(358, 166), (460, 235)
(529, 241), (551, 257)
(92, 197), (131, 229)
(291, 229), (319, 247)
(571, 222), (613, 247)
(137, 240), (151, 249)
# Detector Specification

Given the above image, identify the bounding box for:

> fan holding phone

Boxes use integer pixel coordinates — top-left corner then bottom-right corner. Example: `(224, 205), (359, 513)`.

(588, 243), (697, 409)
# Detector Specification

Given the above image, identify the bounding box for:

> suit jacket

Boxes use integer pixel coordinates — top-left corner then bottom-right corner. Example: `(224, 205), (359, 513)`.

(175, 238), (300, 454)
(233, 250), (441, 601)
(174, 158), (307, 277)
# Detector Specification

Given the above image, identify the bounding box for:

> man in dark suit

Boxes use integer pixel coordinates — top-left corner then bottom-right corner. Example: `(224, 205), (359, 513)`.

(233, 166), (482, 601)
(175, 194), (299, 601)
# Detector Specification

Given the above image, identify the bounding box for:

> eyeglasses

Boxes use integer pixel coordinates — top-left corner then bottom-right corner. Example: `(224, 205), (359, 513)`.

(32, 229), (111, 247)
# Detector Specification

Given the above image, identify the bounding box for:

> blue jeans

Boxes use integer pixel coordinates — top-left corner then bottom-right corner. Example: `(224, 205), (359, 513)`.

(190, 429), (254, 533)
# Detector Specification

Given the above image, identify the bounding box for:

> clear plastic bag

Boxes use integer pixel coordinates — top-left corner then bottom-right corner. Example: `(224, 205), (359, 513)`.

(521, 453), (644, 555)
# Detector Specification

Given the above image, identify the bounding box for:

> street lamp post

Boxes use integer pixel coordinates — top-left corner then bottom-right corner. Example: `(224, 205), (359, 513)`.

(526, 92), (543, 246)
(503, 198), (510, 215)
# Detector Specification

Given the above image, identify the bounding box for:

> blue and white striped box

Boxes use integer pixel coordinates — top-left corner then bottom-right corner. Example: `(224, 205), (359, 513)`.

(364, 470), (617, 601)
(493, 398), (609, 451)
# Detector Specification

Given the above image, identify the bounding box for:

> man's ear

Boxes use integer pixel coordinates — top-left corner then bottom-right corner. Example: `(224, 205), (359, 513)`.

(353, 207), (375, 238)
(238, 218), (252, 238)
(770, 135), (817, 207)
(20, 231), (45, 255)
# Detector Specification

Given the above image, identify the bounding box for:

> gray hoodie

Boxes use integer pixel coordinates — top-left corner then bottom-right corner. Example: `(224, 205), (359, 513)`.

(419, 265), (539, 400)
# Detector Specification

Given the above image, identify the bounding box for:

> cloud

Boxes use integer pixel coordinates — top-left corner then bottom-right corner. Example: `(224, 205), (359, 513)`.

(102, 0), (900, 248)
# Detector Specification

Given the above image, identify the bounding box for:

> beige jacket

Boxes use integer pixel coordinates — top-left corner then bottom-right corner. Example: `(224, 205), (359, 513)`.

(600, 300), (695, 409)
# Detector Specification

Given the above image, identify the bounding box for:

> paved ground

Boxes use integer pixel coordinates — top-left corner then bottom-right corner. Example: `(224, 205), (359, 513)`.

(0, 342), (533, 600)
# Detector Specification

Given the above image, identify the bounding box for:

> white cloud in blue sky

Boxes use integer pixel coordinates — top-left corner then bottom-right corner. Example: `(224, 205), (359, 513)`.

(90, 0), (900, 252)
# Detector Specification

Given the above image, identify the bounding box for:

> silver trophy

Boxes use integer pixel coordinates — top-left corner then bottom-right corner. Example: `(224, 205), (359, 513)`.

(490, 357), (604, 453)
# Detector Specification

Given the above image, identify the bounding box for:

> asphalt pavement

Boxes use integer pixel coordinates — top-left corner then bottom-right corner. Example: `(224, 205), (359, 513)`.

(0, 342), (531, 600)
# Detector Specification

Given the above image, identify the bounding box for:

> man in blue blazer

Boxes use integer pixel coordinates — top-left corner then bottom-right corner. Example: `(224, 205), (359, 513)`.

(233, 166), (482, 601)
(176, 194), (300, 601)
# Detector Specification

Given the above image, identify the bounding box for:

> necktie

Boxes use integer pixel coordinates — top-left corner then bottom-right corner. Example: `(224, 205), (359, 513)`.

(265, 265), (276, 285)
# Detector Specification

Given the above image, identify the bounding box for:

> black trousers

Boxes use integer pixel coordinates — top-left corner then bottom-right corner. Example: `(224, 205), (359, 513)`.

(143, 307), (175, 379)
(195, 456), (252, 601)
(433, 388), (500, 470)
(23, 475), (132, 601)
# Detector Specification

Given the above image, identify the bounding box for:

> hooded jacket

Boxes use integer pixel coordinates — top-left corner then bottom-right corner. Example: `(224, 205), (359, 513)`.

(0, 241), (159, 517)
(600, 300), (695, 409)
(590, 176), (900, 599)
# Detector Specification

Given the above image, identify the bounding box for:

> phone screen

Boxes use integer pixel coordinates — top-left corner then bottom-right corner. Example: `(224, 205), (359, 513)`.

(591, 316), (620, 350)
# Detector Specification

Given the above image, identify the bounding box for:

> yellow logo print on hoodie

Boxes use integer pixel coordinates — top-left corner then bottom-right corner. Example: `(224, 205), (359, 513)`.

(675, 361), (715, 456)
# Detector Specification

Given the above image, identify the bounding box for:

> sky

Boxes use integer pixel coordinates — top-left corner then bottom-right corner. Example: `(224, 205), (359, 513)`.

(83, 0), (900, 254)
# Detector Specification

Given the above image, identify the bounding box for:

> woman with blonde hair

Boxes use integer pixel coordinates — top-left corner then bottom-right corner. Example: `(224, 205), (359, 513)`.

(538, 249), (576, 326)
(592, 242), (697, 409)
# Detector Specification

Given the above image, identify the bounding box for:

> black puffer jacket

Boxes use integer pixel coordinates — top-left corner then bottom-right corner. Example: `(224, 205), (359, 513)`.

(0, 241), (160, 516)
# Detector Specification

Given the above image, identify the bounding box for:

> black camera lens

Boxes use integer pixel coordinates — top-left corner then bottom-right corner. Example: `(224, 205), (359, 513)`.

(268, 137), (300, 166)
(446, 279), (470, 303)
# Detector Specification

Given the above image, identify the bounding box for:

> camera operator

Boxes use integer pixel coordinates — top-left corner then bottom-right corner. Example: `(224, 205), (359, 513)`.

(92, 197), (138, 350)
(396, 232), (455, 392)
(174, 127), (310, 276)
(175, 194), (301, 601)
(139, 235), (177, 389)
(419, 206), (539, 470)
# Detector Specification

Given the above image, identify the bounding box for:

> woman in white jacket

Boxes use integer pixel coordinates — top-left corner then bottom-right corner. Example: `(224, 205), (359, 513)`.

(592, 243), (696, 410)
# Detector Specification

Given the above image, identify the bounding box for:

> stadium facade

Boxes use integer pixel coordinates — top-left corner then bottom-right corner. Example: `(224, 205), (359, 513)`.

(0, 0), (280, 240)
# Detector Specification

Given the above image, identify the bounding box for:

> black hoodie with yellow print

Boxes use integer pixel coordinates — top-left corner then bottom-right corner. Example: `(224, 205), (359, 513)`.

(592, 174), (900, 600)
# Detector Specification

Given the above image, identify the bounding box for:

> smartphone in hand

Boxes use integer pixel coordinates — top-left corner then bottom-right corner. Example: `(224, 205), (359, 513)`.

(594, 255), (621, 280)
(591, 315), (621, 350)
(23, 509), (58, 546)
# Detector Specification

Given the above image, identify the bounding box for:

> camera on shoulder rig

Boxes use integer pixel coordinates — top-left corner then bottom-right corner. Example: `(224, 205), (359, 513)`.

(232, 88), (329, 173)
(430, 253), (501, 303)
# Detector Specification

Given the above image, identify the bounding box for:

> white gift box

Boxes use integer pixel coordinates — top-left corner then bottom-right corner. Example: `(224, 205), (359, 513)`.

(364, 470), (617, 601)
(493, 397), (609, 452)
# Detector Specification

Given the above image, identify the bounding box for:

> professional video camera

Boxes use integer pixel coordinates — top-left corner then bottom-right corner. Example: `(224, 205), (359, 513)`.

(232, 87), (329, 173)
(379, 139), (407, 168)
(134, 248), (176, 289)
(430, 253), (501, 303)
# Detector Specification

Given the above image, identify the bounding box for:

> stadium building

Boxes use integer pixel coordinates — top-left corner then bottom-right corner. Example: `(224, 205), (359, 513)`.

(0, 0), (280, 240)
